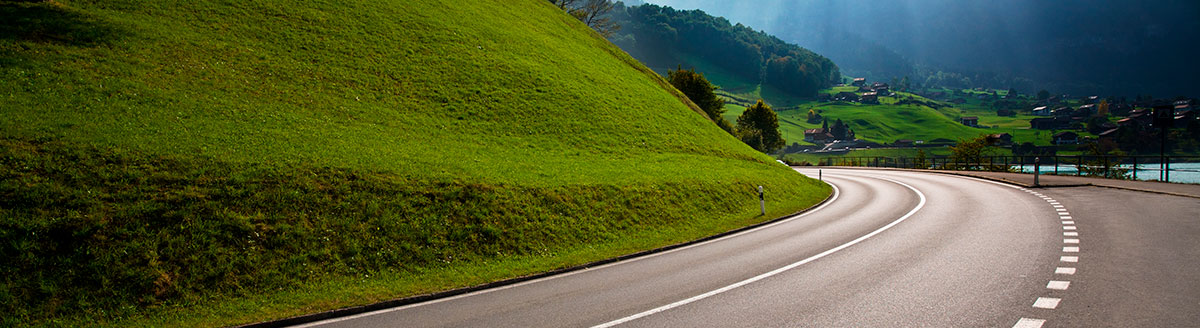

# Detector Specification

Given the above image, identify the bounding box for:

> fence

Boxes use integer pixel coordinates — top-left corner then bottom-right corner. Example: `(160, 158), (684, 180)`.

(816, 155), (1200, 183)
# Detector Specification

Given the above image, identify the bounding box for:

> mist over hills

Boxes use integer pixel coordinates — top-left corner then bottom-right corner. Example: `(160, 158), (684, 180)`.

(643, 0), (1200, 97)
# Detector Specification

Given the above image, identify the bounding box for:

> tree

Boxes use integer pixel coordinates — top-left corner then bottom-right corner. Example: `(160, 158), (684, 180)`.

(736, 100), (785, 153)
(551, 0), (620, 37)
(1007, 88), (1019, 97)
(831, 119), (848, 140)
(667, 66), (731, 134)
(1037, 90), (1051, 100)
(949, 135), (1002, 171)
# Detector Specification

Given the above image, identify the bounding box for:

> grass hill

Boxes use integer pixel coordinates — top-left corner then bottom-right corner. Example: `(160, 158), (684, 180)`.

(0, 0), (828, 326)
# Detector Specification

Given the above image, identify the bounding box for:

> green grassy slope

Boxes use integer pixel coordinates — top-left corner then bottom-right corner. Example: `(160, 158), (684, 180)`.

(0, 0), (828, 326)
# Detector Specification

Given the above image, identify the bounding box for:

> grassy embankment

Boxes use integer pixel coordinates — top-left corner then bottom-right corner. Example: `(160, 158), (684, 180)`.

(0, 1), (828, 326)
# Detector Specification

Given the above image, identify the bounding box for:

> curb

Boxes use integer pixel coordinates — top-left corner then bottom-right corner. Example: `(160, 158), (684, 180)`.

(238, 187), (838, 328)
(804, 166), (1200, 199)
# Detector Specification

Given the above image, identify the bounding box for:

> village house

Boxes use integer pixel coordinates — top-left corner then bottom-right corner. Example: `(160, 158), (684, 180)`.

(1176, 99), (1194, 114)
(1032, 106), (1051, 116)
(1119, 109), (1153, 127)
(987, 133), (1013, 146)
(861, 91), (879, 104)
(1053, 131), (1079, 145)
(1077, 104), (1097, 116)
(851, 78), (866, 87)
(1030, 117), (1071, 130)
(804, 128), (834, 143)
(1098, 127), (1121, 140)
(833, 91), (860, 102)
(960, 116), (979, 127)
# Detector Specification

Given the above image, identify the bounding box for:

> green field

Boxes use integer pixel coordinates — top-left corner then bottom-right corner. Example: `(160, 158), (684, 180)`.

(0, 1), (829, 326)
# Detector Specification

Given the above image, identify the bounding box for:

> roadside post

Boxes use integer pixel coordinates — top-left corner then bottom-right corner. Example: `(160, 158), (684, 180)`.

(1034, 157), (1040, 187)
(819, 169), (822, 182)
(758, 185), (765, 216)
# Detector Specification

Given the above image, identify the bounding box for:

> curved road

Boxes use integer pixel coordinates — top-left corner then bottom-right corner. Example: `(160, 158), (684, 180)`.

(295, 168), (1200, 327)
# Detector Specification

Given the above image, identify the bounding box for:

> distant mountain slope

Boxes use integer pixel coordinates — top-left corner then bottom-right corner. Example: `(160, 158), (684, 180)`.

(0, 0), (828, 325)
(607, 3), (840, 99)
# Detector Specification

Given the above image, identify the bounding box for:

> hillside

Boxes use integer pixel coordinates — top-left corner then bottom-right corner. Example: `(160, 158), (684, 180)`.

(607, 3), (840, 101)
(0, 0), (828, 326)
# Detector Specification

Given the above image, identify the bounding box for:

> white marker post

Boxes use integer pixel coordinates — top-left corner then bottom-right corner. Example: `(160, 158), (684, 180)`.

(1034, 157), (1040, 187)
(758, 185), (765, 216)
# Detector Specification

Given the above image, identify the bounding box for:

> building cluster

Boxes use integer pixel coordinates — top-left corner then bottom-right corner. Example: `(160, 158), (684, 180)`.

(1027, 97), (1197, 145)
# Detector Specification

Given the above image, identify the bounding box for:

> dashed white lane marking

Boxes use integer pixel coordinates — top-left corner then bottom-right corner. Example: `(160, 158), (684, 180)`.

(1014, 317), (1046, 328)
(1033, 297), (1062, 309)
(1047, 280), (1071, 290)
(590, 176), (927, 328)
(1017, 190), (1080, 327)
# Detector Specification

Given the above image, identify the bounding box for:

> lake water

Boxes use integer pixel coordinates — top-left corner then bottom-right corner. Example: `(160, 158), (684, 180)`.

(1017, 162), (1200, 184)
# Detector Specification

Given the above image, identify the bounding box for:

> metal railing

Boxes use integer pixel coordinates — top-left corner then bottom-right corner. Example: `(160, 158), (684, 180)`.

(815, 155), (1200, 183)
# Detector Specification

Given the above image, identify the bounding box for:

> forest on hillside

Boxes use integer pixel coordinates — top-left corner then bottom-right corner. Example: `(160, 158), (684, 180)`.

(607, 3), (840, 98)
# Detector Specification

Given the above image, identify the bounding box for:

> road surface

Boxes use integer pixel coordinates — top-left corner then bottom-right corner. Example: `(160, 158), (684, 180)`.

(294, 168), (1200, 327)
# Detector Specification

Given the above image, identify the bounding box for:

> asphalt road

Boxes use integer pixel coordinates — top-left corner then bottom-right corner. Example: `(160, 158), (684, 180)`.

(294, 169), (1200, 328)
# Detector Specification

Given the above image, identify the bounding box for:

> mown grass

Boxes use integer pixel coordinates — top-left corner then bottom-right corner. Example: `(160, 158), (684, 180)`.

(775, 98), (985, 145)
(0, 0), (828, 326)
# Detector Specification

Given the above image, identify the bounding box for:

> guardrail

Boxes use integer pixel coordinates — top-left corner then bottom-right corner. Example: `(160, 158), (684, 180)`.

(815, 155), (1200, 183)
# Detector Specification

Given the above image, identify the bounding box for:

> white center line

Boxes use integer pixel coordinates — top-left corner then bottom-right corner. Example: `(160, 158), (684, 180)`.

(1063, 226), (1077, 230)
(1055, 208), (1068, 212)
(1014, 318), (1046, 328)
(1061, 256), (1079, 262)
(1064, 231), (1078, 236)
(1056, 267), (1076, 275)
(1033, 297), (1062, 309)
(1064, 239), (1079, 244)
(590, 176), (927, 328)
(1047, 280), (1071, 290)
(1062, 221), (1075, 225)
(1059, 216), (1073, 219)
(1063, 246), (1080, 252)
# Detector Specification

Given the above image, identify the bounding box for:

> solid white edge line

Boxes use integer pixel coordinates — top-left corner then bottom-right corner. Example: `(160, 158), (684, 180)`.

(292, 170), (846, 328)
(590, 175), (927, 328)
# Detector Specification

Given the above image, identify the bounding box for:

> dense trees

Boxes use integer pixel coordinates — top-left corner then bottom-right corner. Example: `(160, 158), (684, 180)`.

(607, 3), (839, 98)
(736, 100), (785, 153)
(668, 66), (733, 133)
